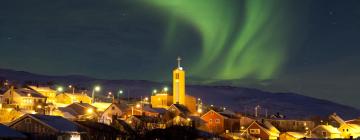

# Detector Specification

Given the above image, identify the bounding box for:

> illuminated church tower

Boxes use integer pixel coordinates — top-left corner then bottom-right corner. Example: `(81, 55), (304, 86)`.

(173, 57), (186, 105)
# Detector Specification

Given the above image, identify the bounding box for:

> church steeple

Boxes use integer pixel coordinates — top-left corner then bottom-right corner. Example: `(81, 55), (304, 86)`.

(177, 56), (182, 68)
(173, 57), (186, 105)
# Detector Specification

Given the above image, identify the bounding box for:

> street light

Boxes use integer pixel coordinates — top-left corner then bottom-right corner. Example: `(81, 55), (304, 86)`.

(57, 86), (64, 92)
(68, 85), (75, 94)
(108, 92), (115, 103)
(152, 89), (157, 94)
(92, 86), (101, 103)
(163, 87), (168, 92)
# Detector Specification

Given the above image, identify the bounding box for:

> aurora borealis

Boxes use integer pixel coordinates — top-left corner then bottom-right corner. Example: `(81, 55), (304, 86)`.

(144, 0), (293, 80)
(0, 0), (360, 108)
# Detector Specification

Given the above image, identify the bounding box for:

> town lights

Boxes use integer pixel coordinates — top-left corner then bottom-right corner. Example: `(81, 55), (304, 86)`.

(153, 89), (157, 94)
(57, 86), (64, 92)
(92, 86), (101, 103)
(163, 87), (168, 92)
(144, 97), (149, 101)
(197, 108), (203, 114)
(118, 90), (123, 95)
(136, 103), (141, 108)
(94, 86), (101, 92)
(87, 108), (93, 114)
(37, 105), (42, 109)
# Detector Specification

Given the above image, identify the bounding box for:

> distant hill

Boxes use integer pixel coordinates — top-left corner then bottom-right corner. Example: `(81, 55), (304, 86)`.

(0, 68), (359, 119)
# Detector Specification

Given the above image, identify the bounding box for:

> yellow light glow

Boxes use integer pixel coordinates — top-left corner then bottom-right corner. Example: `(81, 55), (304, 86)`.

(144, 97), (148, 101)
(136, 103), (141, 108)
(163, 87), (168, 92)
(57, 87), (64, 92)
(94, 86), (101, 92)
(87, 108), (94, 114)
(187, 118), (191, 121)
(197, 109), (203, 113)
(37, 105), (42, 109)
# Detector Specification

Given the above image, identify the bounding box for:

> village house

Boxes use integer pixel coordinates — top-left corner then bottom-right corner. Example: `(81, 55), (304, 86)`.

(56, 92), (92, 105)
(0, 124), (27, 140)
(242, 120), (280, 140)
(2, 87), (47, 110)
(266, 118), (315, 132)
(100, 102), (128, 125)
(76, 120), (122, 140)
(27, 85), (57, 103)
(126, 115), (165, 131)
(279, 132), (307, 140)
(200, 109), (240, 134)
(330, 113), (360, 139)
(8, 114), (86, 140)
(311, 124), (341, 139)
(58, 102), (98, 120)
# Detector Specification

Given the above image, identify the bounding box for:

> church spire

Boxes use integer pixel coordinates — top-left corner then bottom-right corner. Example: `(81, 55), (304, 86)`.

(177, 56), (182, 68)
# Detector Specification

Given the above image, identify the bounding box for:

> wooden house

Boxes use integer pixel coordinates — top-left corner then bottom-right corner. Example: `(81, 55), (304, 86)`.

(242, 120), (280, 140)
(8, 114), (86, 140)
(200, 110), (240, 134)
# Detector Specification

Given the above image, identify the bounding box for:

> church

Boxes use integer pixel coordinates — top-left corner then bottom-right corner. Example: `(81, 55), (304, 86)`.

(150, 57), (197, 113)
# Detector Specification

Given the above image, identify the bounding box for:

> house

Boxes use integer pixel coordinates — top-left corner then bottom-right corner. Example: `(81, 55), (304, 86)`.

(27, 85), (57, 103)
(167, 103), (190, 117)
(239, 115), (255, 130)
(58, 103), (98, 120)
(0, 123), (27, 140)
(311, 124), (341, 139)
(56, 93), (92, 105)
(330, 113), (360, 138)
(100, 102), (128, 125)
(126, 115), (164, 130)
(2, 87), (47, 110)
(279, 132), (306, 140)
(8, 114), (86, 140)
(267, 118), (315, 132)
(242, 120), (280, 140)
(200, 109), (240, 134)
(76, 121), (122, 140)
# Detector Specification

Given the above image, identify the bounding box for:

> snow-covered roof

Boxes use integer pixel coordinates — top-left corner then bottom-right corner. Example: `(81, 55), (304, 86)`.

(0, 124), (26, 139)
(30, 114), (84, 133)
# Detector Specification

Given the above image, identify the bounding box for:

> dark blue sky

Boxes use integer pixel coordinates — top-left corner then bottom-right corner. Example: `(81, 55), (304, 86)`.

(0, 0), (359, 108)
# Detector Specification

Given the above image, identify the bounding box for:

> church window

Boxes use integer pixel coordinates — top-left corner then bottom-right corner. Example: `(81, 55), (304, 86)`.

(176, 73), (179, 79)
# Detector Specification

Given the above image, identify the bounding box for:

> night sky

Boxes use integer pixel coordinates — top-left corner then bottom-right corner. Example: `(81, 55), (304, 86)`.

(0, 0), (359, 108)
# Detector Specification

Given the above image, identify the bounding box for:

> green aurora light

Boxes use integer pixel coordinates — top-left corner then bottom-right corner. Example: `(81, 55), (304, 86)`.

(144, 0), (293, 80)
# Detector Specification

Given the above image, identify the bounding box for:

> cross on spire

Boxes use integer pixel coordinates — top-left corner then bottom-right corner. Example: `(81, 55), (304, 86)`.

(177, 56), (182, 68)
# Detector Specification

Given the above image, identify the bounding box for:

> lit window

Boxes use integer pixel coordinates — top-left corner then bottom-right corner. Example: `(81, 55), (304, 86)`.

(249, 129), (260, 134)
(215, 119), (220, 123)
(209, 119), (212, 124)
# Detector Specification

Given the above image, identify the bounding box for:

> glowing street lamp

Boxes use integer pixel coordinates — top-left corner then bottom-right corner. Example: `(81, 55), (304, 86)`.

(57, 86), (64, 92)
(92, 86), (101, 103)
(152, 89), (157, 94)
(68, 85), (75, 94)
(163, 87), (168, 92)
